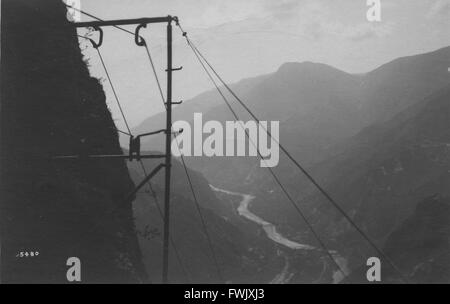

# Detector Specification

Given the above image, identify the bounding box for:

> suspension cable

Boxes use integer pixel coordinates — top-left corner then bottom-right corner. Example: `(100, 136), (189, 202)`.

(77, 31), (191, 282)
(185, 35), (347, 279)
(72, 6), (225, 281)
(116, 128), (133, 137)
(138, 161), (191, 283)
(142, 44), (166, 105)
(98, 50), (191, 283)
(95, 47), (132, 135)
(140, 36), (224, 282)
(70, 4), (399, 283)
(176, 22), (409, 283)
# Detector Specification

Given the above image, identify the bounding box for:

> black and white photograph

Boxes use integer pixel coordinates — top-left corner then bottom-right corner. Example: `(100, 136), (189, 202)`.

(1, 0), (449, 289)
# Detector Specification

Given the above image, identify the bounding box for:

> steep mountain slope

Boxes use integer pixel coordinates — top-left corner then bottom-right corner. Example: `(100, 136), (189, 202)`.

(127, 154), (280, 283)
(124, 48), (450, 283)
(361, 46), (450, 125)
(0, 0), (145, 283)
(344, 195), (450, 283)
(247, 85), (450, 283)
(312, 85), (450, 223)
(383, 195), (450, 283)
(133, 47), (450, 191)
(291, 85), (450, 281)
(183, 62), (365, 188)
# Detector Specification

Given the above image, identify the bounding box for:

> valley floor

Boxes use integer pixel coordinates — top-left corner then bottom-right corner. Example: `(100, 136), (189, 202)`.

(210, 185), (349, 283)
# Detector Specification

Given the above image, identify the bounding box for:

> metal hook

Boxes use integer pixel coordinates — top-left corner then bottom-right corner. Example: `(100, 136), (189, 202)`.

(165, 66), (183, 72)
(135, 23), (147, 46)
(88, 26), (103, 49)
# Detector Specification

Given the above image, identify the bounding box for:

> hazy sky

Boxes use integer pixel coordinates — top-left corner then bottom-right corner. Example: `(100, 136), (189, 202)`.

(70, 0), (450, 129)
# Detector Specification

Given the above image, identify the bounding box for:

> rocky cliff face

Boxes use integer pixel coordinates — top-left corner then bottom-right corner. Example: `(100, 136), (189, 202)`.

(1, 0), (146, 283)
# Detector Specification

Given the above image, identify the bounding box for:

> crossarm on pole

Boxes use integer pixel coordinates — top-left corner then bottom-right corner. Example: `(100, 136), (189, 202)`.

(72, 16), (176, 28)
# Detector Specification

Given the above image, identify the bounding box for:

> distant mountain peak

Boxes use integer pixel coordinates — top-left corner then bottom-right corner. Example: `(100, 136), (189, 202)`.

(276, 61), (350, 78)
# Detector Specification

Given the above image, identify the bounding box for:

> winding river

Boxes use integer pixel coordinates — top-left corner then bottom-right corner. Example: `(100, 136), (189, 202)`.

(210, 185), (349, 283)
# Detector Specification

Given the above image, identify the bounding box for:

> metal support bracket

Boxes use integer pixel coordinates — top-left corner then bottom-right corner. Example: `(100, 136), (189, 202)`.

(135, 23), (147, 46)
(124, 163), (165, 202)
(129, 129), (166, 161)
(88, 26), (103, 49)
